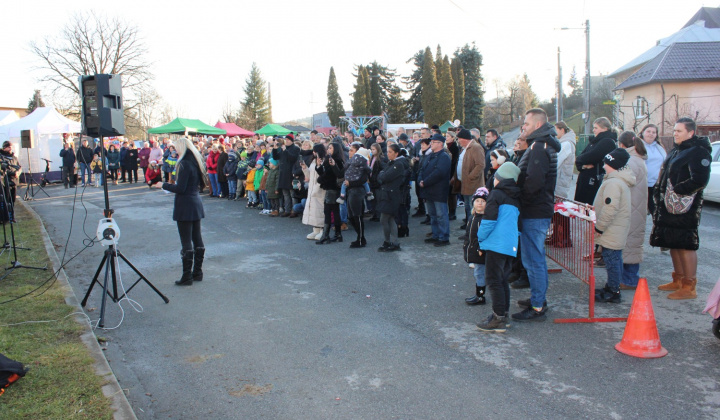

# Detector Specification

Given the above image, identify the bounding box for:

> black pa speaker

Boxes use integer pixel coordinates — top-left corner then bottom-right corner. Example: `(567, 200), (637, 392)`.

(79, 74), (125, 137)
(20, 130), (35, 149)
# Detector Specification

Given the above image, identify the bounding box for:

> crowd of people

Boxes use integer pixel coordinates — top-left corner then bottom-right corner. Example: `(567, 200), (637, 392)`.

(56, 112), (713, 332)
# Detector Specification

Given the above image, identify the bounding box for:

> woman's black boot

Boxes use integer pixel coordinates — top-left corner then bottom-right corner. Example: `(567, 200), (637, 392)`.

(175, 250), (194, 286)
(465, 286), (486, 305)
(192, 247), (205, 282)
(331, 225), (343, 242)
(316, 224), (332, 245)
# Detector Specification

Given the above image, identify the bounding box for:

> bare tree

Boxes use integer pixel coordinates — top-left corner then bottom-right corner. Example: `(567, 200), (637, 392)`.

(221, 101), (236, 124)
(29, 10), (153, 117)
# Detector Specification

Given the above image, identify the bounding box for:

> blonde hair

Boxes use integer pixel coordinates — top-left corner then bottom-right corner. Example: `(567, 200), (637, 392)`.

(174, 137), (209, 187)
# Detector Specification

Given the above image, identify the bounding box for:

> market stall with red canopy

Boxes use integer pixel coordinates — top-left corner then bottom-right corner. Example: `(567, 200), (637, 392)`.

(214, 122), (255, 137)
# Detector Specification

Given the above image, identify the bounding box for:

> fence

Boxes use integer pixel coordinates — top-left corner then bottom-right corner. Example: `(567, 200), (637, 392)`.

(545, 195), (626, 323)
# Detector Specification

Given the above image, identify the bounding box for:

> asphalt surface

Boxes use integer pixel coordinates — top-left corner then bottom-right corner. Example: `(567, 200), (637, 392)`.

(21, 181), (720, 419)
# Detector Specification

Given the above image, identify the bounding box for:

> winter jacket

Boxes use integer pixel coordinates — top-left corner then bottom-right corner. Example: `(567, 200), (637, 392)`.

(554, 129), (577, 198)
(90, 159), (106, 174)
(272, 144), (300, 190)
(316, 158), (344, 191)
(623, 147), (648, 264)
(236, 159), (250, 180)
(259, 169), (269, 191)
(369, 156), (387, 190)
(119, 147), (129, 167)
(107, 150), (120, 170)
(216, 152), (228, 183)
(59, 147), (76, 168)
(517, 122), (561, 219)
(459, 140), (486, 196)
(418, 149), (451, 202)
(149, 147), (164, 166)
(302, 161), (326, 228)
(206, 151), (219, 175)
(345, 155), (371, 184)
(593, 167), (635, 251)
(145, 166), (162, 182)
(376, 156), (408, 215)
(650, 136), (712, 250)
(76, 146), (94, 165)
(484, 137), (505, 179)
(166, 156), (178, 176)
(224, 155), (239, 182)
(574, 130), (617, 204)
(126, 148), (139, 170)
(253, 167), (264, 191)
(463, 212), (486, 264)
(162, 156), (205, 222)
(265, 167), (281, 199)
(477, 178), (521, 257)
(138, 147), (151, 169)
(245, 168), (257, 192)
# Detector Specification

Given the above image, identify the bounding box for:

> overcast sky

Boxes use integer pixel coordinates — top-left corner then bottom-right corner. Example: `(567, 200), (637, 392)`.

(1, 0), (712, 125)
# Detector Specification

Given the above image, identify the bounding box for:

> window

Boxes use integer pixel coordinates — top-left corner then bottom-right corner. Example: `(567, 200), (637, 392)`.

(633, 97), (647, 120)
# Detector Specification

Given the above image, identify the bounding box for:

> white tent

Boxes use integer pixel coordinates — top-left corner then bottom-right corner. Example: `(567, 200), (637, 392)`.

(0, 107), (82, 176)
(0, 111), (19, 126)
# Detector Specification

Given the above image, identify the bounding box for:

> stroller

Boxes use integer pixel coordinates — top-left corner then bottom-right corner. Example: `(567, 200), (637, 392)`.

(702, 276), (720, 339)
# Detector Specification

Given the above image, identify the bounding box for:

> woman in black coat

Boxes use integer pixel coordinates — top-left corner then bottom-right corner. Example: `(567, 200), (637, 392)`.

(368, 143), (387, 221)
(315, 143), (345, 245)
(162, 137), (208, 286)
(125, 143), (139, 183)
(650, 118), (712, 300)
(216, 145), (229, 198)
(376, 143), (408, 252)
(344, 144), (371, 248)
(574, 117), (617, 205)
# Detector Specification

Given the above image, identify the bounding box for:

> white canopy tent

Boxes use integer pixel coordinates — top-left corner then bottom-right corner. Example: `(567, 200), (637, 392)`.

(0, 111), (19, 126)
(0, 107), (82, 178)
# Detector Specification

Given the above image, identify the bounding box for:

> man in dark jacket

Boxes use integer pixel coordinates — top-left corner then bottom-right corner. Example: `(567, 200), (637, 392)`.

(418, 134), (452, 246)
(512, 108), (561, 322)
(75, 139), (94, 187)
(59, 140), (76, 188)
(484, 129), (507, 179)
(271, 134), (301, 216)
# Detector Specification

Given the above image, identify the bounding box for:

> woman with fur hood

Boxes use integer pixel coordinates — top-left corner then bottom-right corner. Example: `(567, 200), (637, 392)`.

(553, 121), (576, 198)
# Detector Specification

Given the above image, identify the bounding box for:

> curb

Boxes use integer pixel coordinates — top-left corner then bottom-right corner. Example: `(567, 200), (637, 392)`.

(19, 200), (138, 420)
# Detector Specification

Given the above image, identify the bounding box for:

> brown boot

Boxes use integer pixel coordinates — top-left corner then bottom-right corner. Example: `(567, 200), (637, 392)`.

(658, 272), (683, 291)
(668, 277), (697, 300)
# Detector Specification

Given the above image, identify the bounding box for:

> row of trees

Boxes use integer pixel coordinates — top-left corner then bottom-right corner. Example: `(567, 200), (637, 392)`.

(326, 43), (485, 129)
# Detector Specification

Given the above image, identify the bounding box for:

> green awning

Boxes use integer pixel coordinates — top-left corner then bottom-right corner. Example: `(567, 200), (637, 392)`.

(439, 121), (455, 133)
(148, 118), (227, 135)
(255, 123), (293, 136)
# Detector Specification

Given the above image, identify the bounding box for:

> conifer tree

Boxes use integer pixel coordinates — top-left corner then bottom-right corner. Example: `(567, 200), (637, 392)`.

(437, 55), (455, 124)
(451, 58), (465, 123)
(435, 45), (443, 81)
(240, 62), (269, 130)
(421, 47), (440, 126)
(352, 65), (369, 116)
(386, 84), (408, 123)
(455, 43), (485, 129)
(326, 67), (345, 127)
(362, 66), (372, 114)
(27, 89), (45, 114)
(403, 49), (425, 121)
(368, 63), (382, 115)
(267, 83), (273, 123)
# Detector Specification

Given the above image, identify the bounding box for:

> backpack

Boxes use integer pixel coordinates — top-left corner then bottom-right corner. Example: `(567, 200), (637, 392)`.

(0, 353), (29, 396)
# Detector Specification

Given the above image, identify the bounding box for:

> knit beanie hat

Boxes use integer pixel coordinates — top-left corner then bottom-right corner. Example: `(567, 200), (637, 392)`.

(603, 148), (630, 170)
(457, 129), (472, 140)
(494, 162), (521, 183)
(240, 151), (248, 158)
(256, 159), (264, 167)
(269, 158), (278, 166)
(398, 133), (409, 142)
(472, 187), (490, 202)
(356, 148), (371, 160)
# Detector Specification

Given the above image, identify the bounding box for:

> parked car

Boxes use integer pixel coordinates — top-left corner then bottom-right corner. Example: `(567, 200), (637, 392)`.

(706, 141), (720, 203)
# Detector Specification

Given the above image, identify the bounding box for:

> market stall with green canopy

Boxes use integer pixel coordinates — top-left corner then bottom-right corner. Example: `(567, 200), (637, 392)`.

(255, 123), (293, 136)
(439, 121), (456, 133)
(148, 118), (226, 135)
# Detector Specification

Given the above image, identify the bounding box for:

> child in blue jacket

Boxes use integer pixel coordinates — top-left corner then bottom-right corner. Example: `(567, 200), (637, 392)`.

(476, 162), (521, 333)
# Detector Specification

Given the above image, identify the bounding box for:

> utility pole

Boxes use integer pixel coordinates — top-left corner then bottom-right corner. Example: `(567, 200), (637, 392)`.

(557, 47), (563, 123)
(584, 19), (591, 135)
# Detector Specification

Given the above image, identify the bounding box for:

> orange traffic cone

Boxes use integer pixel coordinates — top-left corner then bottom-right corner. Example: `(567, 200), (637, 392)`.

(615, 278), (668, 358)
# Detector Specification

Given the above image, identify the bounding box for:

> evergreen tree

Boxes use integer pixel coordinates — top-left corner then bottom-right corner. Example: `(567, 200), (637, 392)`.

(27, 89), (45, 114)
(421, 47), (440, 126)
(451, 58), (465, 123)
(240, 62), (269, 131)
(435, 45), (443, 81)
(368, 63), (382, 115)
(520, 73), (539, 108)
(403, 49), (425, 122)
(437, 55), (455, 124)
(267, 82), (273, 123)
(567, 66), (583, 97)
(326, 67), (345, 127)
(352, 65), (369, 116)
(362, 66), (372, 114)
(386, 84), (408, 123)
(455, 43), (485, 130)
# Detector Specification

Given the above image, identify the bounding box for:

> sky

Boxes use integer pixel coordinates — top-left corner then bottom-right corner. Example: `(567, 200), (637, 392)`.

(1, 0), (714, 126)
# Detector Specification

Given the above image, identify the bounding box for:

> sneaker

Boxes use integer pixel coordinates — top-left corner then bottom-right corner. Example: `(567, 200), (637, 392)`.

(457, 200), (464, 207)
(517, 298), (548, 310)
(595, 286), (621, 303)
(336, 197), (345, 204)
(366, 193), (375, 201)
(511, 306), (547, 321)
(477, 313), (507, 333)
(433, 240), (450, 247)
(595, 257), (606, 268)
(510, 276), (530, 289)
(424, 237), (439, 243)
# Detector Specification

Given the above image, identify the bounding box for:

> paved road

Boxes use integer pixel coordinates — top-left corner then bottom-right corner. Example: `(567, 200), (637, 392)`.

(22, 182), (720, 419)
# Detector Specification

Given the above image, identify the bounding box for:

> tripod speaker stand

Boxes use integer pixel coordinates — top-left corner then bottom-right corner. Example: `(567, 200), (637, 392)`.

(19, 130), (49, 201)
(80, 137), (168, 328)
